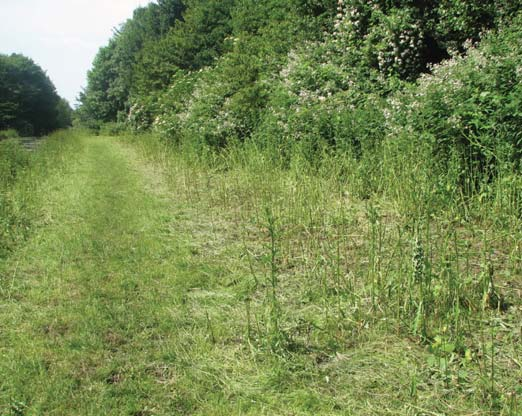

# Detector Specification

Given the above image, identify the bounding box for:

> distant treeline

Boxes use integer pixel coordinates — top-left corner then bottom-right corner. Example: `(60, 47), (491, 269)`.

(0, 54), (72, 136)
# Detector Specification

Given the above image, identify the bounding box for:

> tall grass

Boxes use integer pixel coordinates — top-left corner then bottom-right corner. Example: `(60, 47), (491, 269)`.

(0, 130), (83, 257)
(76, 15), (522, 413)
(125, 130), (521, 413)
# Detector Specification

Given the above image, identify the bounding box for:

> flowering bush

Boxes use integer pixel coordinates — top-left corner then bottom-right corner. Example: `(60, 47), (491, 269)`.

(127, 98), (158, 133)
(118, 0), (521, 191)
(331, 1), (427, 79)
(385, 14), (522, 188)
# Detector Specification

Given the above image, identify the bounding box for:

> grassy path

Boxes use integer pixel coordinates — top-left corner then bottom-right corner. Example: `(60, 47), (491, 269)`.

(1, 134), (519, 415)
(0, 136), (215, 415)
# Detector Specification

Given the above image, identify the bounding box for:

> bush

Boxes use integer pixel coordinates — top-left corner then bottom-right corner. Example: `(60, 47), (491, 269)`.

(387, 15), (522, 186)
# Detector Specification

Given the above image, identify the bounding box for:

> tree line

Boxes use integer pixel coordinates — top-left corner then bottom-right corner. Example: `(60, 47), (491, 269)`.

(78, 0), (522, 126)
(0, 54), (72, 137)
(78, 0), (522, 185)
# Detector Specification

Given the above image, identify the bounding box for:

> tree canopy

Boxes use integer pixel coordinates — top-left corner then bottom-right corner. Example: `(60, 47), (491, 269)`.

(79, 0), (522, 126)
(0, 53), (71, 136)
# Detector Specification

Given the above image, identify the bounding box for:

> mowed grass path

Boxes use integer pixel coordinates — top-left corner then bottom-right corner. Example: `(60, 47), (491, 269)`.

(0, 136), (229, 415)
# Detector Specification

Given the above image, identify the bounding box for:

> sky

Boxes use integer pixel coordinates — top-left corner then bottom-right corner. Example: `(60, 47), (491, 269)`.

(0, 0), (152, 107)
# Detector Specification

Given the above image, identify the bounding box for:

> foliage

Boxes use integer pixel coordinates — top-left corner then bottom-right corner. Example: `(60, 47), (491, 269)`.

(77, 0), (185, 123)
(79, 0), (312, 123)
(384, 16), (522, 200)
(80, 1), (522, 197)
(0, 54), (71, 136)
(55, 98), (73, 129)
(0, 131), (80, 256)
(99, 121), (128, 136)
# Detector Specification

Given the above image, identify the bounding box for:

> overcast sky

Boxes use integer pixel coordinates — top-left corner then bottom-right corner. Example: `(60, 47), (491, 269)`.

(0, 0), (152, 107)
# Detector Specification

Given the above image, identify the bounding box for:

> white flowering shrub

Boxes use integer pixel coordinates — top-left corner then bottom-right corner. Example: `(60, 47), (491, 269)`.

(248, 2), (392, 164)
(329, 0), (522, 79)
(124, 0), (521, 196)
(148, 70), (197, 143)
(127, 97), (159, 133)
(151, 34), (275, 149)
(385, 14), (522, 188)
(330, 1), (426, 79)
(365, 8), (425, 79)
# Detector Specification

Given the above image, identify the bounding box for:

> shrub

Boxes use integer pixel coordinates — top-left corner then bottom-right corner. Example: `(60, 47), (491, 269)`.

(387, 14), (522, 187)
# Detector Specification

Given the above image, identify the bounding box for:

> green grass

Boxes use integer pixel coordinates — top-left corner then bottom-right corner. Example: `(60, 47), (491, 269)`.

(0, 130), (81, 257)
(0, 129), (20, 140)
(0, 131), (520, 415)
(127, 132), (522, 415)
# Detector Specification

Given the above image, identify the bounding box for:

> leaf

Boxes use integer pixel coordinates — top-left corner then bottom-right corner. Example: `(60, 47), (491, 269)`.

(427, 354), (438, 367)
(440, 342), (455, 353)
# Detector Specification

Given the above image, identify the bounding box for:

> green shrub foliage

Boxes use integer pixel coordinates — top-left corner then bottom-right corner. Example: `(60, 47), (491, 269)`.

(79, 0), (522, 189)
